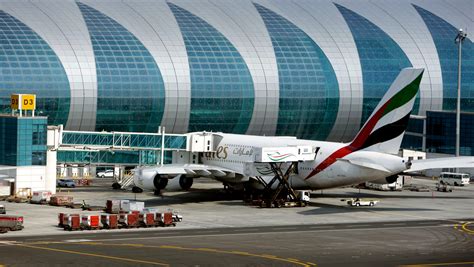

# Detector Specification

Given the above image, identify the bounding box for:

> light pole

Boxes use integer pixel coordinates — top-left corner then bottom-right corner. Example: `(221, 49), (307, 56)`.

(454, 29), (467, 157)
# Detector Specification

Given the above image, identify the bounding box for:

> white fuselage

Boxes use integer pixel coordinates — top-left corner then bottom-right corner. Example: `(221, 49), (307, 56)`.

(201, 133), (408, 190)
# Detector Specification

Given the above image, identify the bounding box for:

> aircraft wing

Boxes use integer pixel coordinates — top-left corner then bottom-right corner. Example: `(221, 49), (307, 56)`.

(408, 157), (474, 172)
(138, 164), (236, 178)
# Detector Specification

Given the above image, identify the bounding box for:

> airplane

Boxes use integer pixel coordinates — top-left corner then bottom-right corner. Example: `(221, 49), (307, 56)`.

(133, 68), (474, 194)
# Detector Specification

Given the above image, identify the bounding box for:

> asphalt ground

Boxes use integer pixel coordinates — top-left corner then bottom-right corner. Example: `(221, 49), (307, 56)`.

(0, 219), (473, 266)
(0, 177), (473, 266)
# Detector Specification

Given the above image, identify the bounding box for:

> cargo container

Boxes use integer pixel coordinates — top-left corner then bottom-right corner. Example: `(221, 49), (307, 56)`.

(101, 214), (118, 229)
(0, 215), (24, 232)
(30, 191), (52, 204)
(106, 200), (120, 214)
(121, 201), (144, 213)
(81, 215), (100, 230)
(139, 213), (155, 227)
(50, 195), (73, 206)
(58, 213), (79, 227)
(63, 214), (81, 231)
(156, 212), (175, 227)
(119, 213), (139, 228)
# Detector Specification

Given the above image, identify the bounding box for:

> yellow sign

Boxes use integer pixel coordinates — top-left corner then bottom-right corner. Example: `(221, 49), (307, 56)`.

(10, 94), (19, 110)
(11, 94), (36, 110)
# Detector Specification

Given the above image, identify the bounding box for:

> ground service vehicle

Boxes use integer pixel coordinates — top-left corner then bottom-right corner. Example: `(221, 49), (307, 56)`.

(57, 179), (76, 188)
(436, 183), (452, 192)
(97, 170), (114, 178)
(347, 198), (378, 207)
(0, 215), (24, 233)
(439, 172), (470, 186)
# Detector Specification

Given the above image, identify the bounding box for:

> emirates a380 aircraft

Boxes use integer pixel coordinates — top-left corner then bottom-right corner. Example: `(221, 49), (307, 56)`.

(133, 68), (474, 193)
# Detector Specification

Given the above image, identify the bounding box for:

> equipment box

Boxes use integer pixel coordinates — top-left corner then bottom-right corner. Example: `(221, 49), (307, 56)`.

(30, 191), (52, 204)
(81, 215), (100, 230)
(121, 201), (144, 213)
(50, 195), (73, 206)
(156, 212), (175, 227)
(106, 200), (121, 214)
(119, 213), (139, 228)
(0, 215), (24, 232)
(101, 214), (118, 229)
(63, 214), (81, 231)
(58, 213), (79, 227)
(139, 213), (155, 227)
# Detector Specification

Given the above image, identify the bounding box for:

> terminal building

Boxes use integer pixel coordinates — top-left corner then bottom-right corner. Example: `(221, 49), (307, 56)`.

(0, 0), (472, 194)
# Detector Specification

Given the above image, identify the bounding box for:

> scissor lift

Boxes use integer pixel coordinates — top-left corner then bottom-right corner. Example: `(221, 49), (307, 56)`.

(246, 146), (317, 208)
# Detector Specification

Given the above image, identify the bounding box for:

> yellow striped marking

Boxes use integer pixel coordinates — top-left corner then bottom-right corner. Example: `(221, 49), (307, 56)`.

(400, 261), (474, 266)
(16, 244), (169, 266)
(461, 222), (474, 234)
(55, 242), (314, 266)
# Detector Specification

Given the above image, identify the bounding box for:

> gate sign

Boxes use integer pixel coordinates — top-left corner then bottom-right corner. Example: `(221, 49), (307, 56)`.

(11, 94), (36, 111)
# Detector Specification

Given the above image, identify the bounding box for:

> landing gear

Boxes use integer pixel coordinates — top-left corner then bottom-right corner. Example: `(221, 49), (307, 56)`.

(112, 182), (121, 190)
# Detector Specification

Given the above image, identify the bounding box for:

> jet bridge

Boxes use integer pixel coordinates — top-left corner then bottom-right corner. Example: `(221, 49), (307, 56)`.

(245, 145), (317, 208)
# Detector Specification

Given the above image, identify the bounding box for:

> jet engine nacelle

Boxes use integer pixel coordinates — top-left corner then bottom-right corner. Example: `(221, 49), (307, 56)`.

(133, 169), (193, 192)
(370, 175), (399, 184)
(153, 174), (194, 191)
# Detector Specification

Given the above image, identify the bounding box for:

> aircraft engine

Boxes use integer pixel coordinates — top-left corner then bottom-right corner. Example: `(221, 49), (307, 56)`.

(154, 174), (193, 191)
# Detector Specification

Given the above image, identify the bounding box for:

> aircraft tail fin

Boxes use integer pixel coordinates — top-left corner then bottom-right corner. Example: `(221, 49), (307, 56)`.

(349, 68), (424, 154)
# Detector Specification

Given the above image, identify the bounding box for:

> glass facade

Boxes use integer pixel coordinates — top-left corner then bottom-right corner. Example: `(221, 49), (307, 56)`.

(426, 111), (474, 155)
(401, 117), (425, 151)
(254, 4), (339, 140)
(336, 4), (416, 124)
(62, 131), (187, 150)
(168, 3), (254, 134)
(413, 5), (474, 112)
(0, 11), (70, 126)
(77, 2), (165, 132)
(0, 116), (47, 166)
(57, 150), (170, 165)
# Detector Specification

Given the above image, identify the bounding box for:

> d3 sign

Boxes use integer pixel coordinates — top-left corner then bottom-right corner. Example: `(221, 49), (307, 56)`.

(10, 94), (36, 111)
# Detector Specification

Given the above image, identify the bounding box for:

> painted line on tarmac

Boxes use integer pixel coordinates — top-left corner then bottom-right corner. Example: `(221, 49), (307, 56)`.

(14, 243), (169, 266)
(86, 224), (449, 242)
(400, 260), (474, 266)
(103, 243), (316, 267)
(461, 222), (474, 234)
(45, 242), (317, 267)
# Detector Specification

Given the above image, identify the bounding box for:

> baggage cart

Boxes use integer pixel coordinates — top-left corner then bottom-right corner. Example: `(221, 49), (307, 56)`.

(63, 214), (81, 231)
(121, 201), (144, 213)
(156, 212), (175, 227)
(139, 213), (155, 227)
(30, 191), (52, 204)
(58, 213), (79, 227)
(50, 195), (73, 206)
(101, 214), (118, 229)
(0, 215), (24, 233)
(119, 213), (139, 228)
(106, 200), (120, 214)
(81, 215), (100, 230)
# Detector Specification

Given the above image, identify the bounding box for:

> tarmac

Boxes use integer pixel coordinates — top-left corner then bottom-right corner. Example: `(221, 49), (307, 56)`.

(0, 177), (473, 266)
